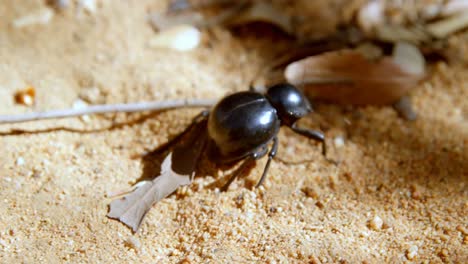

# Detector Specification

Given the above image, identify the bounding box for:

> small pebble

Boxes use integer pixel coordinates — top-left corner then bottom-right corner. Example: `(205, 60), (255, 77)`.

(393, 96), (417, 121)
(16, 157), (25, 166)
(149, 25), (201, 51)
(369, 215), (383, 230)
(333, 136), (345, 148)
(13, 8), (54, 28)
(73, 99), (90, 122)
(124, 236), (141, 250)
(406, 245), (418, 260)
(14, 86), (36, 106)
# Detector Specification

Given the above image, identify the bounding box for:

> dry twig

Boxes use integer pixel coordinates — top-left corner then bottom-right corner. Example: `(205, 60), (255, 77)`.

(0, 99), (216, 124)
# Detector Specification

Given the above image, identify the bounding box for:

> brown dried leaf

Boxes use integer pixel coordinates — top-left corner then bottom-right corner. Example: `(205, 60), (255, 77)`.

(107, 152), (192, 232)
(284, 44), (426, 105)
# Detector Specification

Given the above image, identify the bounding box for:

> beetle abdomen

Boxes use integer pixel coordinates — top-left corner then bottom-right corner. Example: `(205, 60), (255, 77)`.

(207, 91), (280, 162)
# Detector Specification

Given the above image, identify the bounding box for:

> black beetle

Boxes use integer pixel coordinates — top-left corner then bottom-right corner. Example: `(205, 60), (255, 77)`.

(195, 83), (327, 190)
(108, 83), (328, 231)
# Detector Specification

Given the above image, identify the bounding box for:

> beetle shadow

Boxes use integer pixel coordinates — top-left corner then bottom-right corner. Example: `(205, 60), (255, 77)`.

(137, 119), (257, 190)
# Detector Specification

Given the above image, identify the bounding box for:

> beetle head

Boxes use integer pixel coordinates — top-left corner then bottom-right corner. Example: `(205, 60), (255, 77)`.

(266, 83), (312, 127)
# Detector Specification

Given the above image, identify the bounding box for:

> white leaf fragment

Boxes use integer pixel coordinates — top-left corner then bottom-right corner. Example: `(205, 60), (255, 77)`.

(149, 25), (201, 51)
(107, 153), (192, 232)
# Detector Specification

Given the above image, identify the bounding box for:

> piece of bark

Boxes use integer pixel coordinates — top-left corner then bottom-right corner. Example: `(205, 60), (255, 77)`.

(284, 43), (425, 105)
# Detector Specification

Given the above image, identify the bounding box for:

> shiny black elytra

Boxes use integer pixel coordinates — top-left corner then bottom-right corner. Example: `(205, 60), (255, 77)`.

(200, 83), (327, 190)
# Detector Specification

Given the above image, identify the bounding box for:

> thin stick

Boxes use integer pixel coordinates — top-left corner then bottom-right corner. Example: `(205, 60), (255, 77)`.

(0, 99), (216, 124)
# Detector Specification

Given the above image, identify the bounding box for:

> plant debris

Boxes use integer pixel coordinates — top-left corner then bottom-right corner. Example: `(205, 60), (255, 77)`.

(284, 42), (426, 105)
(108, 119), (207, 232)
(107, 152), (193, 232)
(0, 98), (215, 124)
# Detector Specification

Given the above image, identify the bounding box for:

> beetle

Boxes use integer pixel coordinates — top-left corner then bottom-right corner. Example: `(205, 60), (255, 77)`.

(199, 83), (327, 190)
(108, 83), (329, 231)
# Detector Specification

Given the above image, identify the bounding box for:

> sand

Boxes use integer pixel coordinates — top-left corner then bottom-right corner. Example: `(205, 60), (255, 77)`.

(0, 1), (467, 263)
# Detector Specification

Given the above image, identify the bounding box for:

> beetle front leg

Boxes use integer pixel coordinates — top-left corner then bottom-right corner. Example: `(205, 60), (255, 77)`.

(291, 123), (327, 157)
(255, 137), (278, 188)
(220, 157), (255, 192)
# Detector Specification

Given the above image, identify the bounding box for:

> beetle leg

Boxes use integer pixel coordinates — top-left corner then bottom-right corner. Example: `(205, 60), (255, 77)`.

(255, 136), (278, 188)
(193, 109), (210, 122)
(220, 156), (255, 192)
(291, 123), (327, 157)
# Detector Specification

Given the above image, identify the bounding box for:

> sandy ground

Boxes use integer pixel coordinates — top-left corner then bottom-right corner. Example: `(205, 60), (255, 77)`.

(0, 1), (467, 263)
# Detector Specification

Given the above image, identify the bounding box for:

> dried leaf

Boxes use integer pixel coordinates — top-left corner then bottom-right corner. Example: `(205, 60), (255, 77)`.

(107, 153), (192, 232)
(108, 119), (207, 232)
(284, 43), (426, 105)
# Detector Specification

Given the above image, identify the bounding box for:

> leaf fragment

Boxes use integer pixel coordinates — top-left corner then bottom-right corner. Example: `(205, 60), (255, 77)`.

(107, 118), (207, 232)
(284, 43), (426, 105)
(107, 153), (192, 232)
